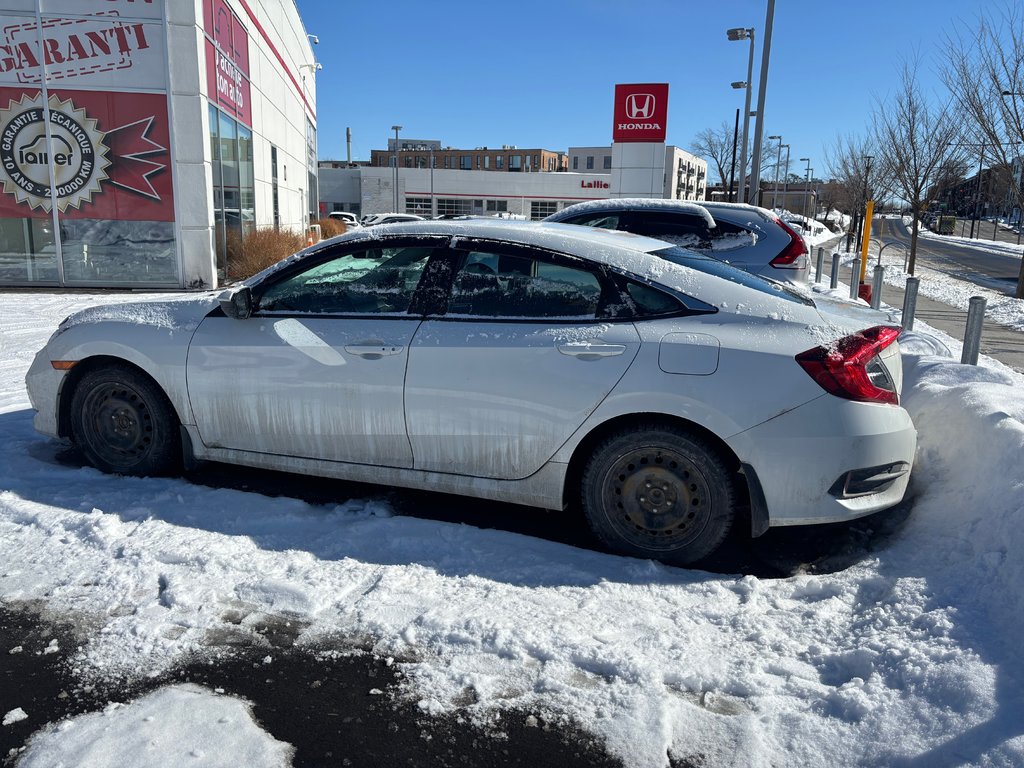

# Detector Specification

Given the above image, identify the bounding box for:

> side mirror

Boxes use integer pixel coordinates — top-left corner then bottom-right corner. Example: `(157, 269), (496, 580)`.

(218, 287), (253, 319)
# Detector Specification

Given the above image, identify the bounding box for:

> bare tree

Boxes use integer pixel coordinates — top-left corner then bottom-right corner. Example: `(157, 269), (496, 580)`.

(873, 62), (965, 274)
(944, 2), (1024, 296)
(825, 133), (885, 248)
(691, 121), (735, 188)
(691, 121), (777, 203)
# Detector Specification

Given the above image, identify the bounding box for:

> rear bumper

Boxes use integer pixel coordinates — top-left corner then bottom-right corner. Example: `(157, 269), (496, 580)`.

(726, 395), (916, 527)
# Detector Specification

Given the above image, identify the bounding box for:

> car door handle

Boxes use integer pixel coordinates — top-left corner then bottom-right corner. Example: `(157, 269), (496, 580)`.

(344, 343), (405, 359)
(557, 342), (627, 359)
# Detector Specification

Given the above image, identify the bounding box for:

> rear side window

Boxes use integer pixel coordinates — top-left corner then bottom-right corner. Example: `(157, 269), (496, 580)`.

(650, 246), (812, 305)
(706, 220), (757, 252)
(620, 211), (713, 247)
(561, 212), (621, 230)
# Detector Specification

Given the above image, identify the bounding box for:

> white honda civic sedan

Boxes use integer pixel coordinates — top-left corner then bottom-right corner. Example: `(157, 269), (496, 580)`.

(26, 220), (916, 566)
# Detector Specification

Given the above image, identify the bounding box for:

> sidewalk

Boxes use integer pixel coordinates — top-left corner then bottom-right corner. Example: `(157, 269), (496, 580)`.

(809, 254), (1024, 374)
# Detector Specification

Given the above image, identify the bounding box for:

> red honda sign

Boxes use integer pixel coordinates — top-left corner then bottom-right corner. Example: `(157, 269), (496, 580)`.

(612, 83), (668, 143)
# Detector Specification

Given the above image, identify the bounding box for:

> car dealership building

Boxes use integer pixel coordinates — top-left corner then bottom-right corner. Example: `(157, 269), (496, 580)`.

(0, 0), (317, 289)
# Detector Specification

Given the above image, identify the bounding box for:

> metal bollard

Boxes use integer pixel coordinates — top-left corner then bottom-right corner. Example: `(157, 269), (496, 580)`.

(815, 247), (825, 283)
(830, 253), (840, 289)
(849, 256), (861, 299)
(961, 296), (987, 365)
(870, 265), (884, 310)
(902, 277), (919, 330)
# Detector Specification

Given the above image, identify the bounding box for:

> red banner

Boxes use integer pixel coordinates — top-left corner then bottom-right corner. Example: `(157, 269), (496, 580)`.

(203, 0), (251, 127)
(612, 83), (669, 143)
(0, 87), (174, 221)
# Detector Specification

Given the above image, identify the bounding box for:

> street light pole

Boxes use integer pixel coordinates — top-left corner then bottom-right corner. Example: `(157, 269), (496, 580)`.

(391, 124), (402, 212)
(781, 143), (790, 211)
(768, 135), (782, 209)
(748, 0), (776, 205)
(727, 26), (755, 205)
(799, 157), (811, 220)
(728, 107), (739, 202)
(970, 142), (985, 239)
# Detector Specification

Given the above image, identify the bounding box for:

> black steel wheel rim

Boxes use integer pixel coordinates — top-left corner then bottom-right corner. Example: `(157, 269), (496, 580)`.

(81, 383), (154, 467)
(602, 446), (712, 551)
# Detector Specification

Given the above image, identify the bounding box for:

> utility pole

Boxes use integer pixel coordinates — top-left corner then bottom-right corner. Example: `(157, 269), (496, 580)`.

(728, 107), (739, 202)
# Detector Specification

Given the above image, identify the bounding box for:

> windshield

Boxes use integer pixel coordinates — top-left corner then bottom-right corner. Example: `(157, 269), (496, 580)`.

(650, 246), (813, 306)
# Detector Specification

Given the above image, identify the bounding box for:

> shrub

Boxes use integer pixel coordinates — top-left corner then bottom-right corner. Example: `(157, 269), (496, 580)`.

(316, 217), (347, 238)
(226, 227), (306, 281)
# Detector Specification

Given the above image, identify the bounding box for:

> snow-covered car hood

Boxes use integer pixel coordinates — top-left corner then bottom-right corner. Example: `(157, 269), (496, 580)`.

(56, 293), (221, 336)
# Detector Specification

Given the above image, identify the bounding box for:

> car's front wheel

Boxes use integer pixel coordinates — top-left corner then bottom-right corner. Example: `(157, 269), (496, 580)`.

(581, 424), (737, 566)
(70, 365), (180, 476)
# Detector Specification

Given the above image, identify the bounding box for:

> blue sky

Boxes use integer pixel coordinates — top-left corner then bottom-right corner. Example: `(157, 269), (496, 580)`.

(296, 0), (974, 181)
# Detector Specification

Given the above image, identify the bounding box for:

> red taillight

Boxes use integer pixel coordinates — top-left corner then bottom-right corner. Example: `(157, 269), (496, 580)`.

(769, 216), (808, 267)
(796, 326), (901, 405)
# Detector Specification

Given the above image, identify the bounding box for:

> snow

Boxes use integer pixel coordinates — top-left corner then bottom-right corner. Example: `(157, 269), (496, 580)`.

(3, 289), (1024, 766)
(16, 685), (292, 768)
(3, 708), (28, 726)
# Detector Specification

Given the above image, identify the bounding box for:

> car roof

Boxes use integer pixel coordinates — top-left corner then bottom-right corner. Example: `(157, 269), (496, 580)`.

(546, 198), (716, 228)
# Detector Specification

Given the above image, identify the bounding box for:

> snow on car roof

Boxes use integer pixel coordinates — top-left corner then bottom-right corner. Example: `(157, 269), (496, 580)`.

(545, 198), (716, 228)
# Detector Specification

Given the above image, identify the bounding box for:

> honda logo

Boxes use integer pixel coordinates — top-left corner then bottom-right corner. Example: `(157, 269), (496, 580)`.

(625, 93), (655, 120)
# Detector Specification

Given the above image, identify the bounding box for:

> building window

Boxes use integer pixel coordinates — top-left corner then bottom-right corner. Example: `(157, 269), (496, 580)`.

(486, 200), (508, 212)
(271, 145), (280, 230)
(496, 155), (503, 169)
(534, 155), (540, 170)
(484, 156), (490, 169)
(437, 198), (473, 216)
(573, 156), (578, 170)
(406, 197), (432, 216)
(405, 157), (413, 168)
(476, 155), (481, 169)
(444, 157), (451, 169)
(460, 155), (472, 170)
(530, 201), (559, 219)
(509, 155), (522, 171)
(586, 156), (594, 170)
(210, 105), (255, 279)
(603, 156), (612, 170)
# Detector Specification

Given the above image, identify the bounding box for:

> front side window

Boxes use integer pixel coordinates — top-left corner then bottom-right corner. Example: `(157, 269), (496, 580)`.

(258, 246), (435, 314)
(563, 212), (621, 230)
(446, 248), (603, 319)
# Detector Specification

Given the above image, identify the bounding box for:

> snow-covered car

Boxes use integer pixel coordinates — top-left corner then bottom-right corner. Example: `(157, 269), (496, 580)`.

(544, 199), (810, 285)
(26, 220), (916, 566)
(360, 213), (424, 226)
(327, 211), (360, 228)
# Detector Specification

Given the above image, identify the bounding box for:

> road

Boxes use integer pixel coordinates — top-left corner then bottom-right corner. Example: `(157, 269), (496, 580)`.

(873, 216), (1023, 293)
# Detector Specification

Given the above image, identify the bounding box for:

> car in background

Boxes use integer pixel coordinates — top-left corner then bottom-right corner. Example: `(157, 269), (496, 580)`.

(360, 213), (425, 227)
(544, 199), (810, 285)
(327, 211), (361, 228)
(26, 220), (915, 567)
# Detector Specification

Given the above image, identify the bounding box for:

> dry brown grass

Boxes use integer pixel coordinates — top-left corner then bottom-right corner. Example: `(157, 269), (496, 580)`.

(226, 227), (307, 281)
(316, 217), (347, 238)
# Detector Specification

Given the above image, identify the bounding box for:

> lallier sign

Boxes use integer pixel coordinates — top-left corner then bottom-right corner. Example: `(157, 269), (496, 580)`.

(0, 3), (173, 221)
(612, 83), (669, 143)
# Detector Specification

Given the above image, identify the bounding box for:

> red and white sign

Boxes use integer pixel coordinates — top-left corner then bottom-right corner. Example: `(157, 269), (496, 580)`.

(581, 179), (609, 189)
(612, 83), (669, 143)
(0, 11), (167, 90)
(203, 0), (251, 127)
(0, 86), (174, 221)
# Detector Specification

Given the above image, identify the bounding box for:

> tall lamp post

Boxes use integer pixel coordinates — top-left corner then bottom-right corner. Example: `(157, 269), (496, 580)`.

(727, 26), (755, 205)
(768, 134), (782, 209)
(748, 0), (776, 205)
(799, 157), (811, 220)
(780, 143), (791, 211)
(391, 124), (402, 212)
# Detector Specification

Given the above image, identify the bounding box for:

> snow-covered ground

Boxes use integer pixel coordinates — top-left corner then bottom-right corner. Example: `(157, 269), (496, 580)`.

(3, 288), (1024, 766)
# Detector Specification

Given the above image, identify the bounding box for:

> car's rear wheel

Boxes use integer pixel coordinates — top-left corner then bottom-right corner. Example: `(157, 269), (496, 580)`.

(70, 365), (180, 476)
(581, 425), (737, 566)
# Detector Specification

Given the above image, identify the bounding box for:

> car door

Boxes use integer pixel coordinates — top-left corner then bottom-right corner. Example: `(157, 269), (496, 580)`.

(186, 238), (447, 468)
(405, 241), (641, 480)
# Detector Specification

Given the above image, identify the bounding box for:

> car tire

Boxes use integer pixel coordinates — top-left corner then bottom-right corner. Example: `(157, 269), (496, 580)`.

(581, 424), (737, 566)
(70, 364), (181, 477)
